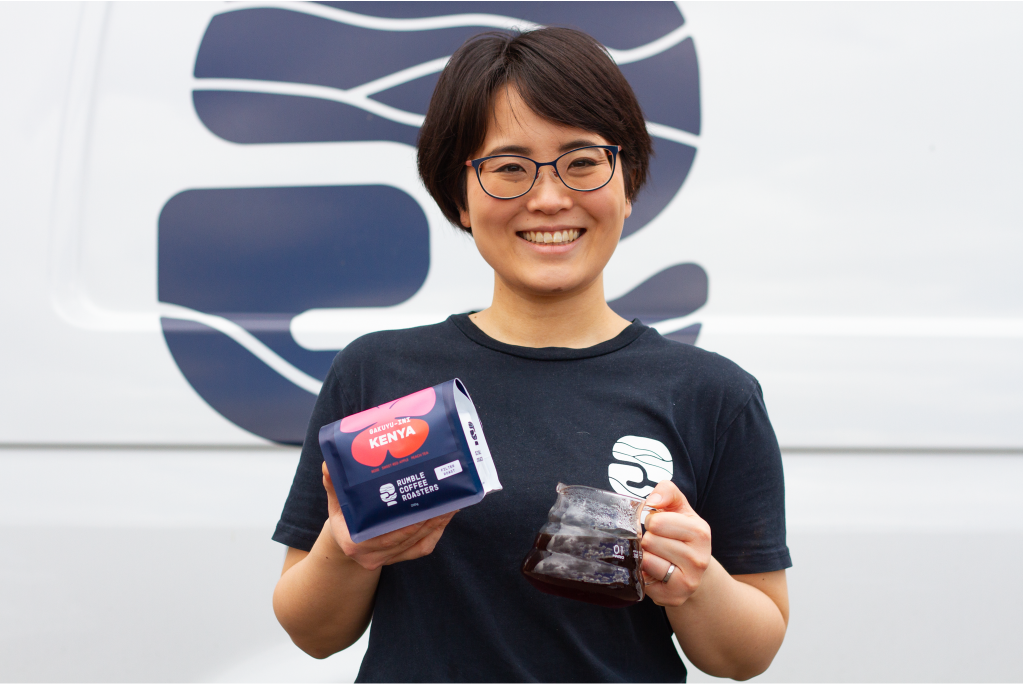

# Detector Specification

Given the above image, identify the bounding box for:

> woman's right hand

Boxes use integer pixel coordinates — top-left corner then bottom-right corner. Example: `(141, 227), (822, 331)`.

(322, 461), (457, 571)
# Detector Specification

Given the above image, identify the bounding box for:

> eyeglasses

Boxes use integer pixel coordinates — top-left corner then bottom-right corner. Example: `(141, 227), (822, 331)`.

(468, 145), (620, 200)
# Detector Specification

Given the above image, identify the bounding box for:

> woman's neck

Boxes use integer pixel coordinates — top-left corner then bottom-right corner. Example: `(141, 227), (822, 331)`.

(469, 273), (632, 349)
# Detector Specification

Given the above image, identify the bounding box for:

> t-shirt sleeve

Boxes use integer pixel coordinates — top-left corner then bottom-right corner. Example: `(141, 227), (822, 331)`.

(698, 381), (792, 576)
(272, 360), (348, 552)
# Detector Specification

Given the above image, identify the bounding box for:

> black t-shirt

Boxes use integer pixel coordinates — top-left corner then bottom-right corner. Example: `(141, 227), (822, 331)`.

(273, 315), (791, 683)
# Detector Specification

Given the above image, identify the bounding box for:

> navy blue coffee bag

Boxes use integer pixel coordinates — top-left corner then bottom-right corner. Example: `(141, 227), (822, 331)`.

(319, 379), (501, 543)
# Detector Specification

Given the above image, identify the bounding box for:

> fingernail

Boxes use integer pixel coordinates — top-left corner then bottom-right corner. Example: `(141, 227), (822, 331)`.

(647, 494), (662, 506)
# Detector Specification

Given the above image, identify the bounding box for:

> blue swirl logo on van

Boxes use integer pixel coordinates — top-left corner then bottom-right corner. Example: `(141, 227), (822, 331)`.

(157, 2), (707, 444)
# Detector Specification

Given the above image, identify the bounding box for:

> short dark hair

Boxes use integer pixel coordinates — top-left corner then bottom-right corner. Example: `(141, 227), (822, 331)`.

(417, 27), (653, 233)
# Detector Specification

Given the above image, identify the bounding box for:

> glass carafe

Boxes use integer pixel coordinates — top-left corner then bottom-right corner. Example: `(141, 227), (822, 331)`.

(521, 483), (652, 608)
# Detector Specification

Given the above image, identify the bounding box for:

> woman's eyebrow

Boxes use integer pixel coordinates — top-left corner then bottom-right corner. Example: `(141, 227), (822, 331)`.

(559, 139), (600, 152)
(484, 139), (601, 157)
(485, 144), (532, 156)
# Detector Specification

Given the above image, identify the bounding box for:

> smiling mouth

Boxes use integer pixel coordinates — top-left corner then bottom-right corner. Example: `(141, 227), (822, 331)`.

(517, 229), (584, 245)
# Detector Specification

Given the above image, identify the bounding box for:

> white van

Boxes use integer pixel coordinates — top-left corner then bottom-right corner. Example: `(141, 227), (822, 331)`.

(1, 2), (1020, 681)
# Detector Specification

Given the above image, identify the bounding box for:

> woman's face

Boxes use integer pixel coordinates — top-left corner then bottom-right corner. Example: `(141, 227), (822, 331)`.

(459, 89), (631, 299)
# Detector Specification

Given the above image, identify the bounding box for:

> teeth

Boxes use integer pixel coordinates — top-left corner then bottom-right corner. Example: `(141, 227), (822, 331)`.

(521, 230), (582, 244)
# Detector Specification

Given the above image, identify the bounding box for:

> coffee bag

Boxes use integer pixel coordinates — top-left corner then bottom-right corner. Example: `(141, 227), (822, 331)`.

(320, 379), (501, 542)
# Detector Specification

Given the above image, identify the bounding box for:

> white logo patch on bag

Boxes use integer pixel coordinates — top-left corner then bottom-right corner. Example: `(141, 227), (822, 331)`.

(379, 483), (398, 506)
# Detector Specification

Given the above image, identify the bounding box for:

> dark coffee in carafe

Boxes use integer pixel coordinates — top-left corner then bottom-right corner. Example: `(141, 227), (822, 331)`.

(521, 484), (648, 608)
(522, 534), (643, 607)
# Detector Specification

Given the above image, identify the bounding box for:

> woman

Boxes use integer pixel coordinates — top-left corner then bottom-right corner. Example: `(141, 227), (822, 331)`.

(272, 27), (790, 682)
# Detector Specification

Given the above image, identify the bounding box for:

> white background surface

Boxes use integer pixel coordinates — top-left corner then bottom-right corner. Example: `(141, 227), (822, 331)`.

(0, 1), (1020, 448)
(0, 1), (1020, 682)
(0, 450), (1019, 682)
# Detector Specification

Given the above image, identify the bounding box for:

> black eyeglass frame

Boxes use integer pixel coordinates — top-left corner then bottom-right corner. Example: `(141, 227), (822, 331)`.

(468, 145), (621, 200)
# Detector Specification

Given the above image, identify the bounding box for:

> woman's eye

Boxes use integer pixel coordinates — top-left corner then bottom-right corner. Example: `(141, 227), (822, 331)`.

(569, 158), (599, 168)
(487, 162), (528, 174)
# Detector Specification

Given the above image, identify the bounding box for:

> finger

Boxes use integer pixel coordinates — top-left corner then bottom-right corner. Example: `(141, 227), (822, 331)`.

(430, 510), (458, 530)
(395, 510), (456, 549)
(344, 519), (438, 569)
(375, 507), (459, 552)
(643, 511), (711, 545)
(336, 512), (436, 566)
(644, 480), (695, 515)
(368, 518), (439, 552)
(639, 548), (673, 583)
(377, 512), (456, 565)
(386, 518), (453, 564)
(375, 509), (454, 547)
(640, 551), (701, 608)
(391, 535), (440, 564)
(642, 532), (708, 574)
(642, 573), (684, 607)
(323, 474), (456, 564)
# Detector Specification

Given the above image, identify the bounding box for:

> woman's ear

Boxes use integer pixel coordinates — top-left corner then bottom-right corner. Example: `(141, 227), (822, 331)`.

(459, 207), (471, 230)
(624, 197), (632, 220)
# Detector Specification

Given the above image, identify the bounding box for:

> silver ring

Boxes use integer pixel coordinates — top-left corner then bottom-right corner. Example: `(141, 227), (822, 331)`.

(662, 563), (676, 584)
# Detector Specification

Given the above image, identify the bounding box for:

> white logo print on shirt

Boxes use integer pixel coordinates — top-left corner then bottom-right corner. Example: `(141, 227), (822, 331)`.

(608, 436), (674, 497)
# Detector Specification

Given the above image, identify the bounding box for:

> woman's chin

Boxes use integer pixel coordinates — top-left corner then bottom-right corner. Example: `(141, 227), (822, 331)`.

(506, 271), (600, 299)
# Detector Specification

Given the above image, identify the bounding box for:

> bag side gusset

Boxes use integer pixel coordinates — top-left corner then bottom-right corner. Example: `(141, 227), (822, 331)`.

(449, 379), (503, 493)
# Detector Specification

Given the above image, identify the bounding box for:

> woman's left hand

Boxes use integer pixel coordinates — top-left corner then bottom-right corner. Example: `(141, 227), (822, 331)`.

(641, 480), (712, 607)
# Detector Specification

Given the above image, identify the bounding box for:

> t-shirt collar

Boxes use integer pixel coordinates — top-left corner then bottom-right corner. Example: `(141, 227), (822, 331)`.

(448, 313), (648, 360)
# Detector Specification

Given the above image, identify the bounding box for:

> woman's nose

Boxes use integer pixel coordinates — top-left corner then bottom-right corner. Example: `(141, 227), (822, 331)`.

(525, 166), (573, 214)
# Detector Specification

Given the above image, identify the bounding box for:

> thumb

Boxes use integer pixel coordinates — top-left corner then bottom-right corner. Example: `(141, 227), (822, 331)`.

(322, 460), (342, 517)
(644, 479), (694, 514)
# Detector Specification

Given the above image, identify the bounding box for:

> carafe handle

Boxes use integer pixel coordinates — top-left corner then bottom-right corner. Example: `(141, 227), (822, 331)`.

(639, 505), (658, 526)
